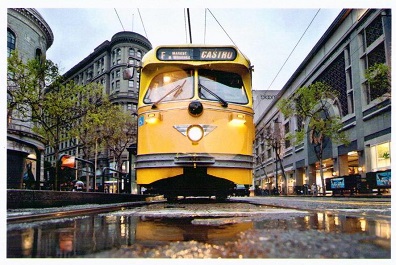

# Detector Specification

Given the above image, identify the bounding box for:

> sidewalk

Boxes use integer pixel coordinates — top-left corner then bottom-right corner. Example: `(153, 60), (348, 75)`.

(231, 195), (391, 216)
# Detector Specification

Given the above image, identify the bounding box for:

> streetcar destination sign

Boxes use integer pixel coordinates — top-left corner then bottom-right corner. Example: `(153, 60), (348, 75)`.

(157, 47), (237, 61)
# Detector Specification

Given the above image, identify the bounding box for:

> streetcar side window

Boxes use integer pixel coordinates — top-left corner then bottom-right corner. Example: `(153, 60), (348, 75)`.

(144, 70), (194, 104)
(198, 69), (248, 104)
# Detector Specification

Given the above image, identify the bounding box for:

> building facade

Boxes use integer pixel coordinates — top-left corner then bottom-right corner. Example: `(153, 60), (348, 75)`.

(254, 9), (391, 195)
(7, 8), (54, 189)
(44, 31), (152, 191)
(252, 90), (280, 124)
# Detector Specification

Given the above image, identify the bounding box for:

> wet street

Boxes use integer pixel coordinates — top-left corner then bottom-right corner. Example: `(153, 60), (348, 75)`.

(7, 196), (391, 259)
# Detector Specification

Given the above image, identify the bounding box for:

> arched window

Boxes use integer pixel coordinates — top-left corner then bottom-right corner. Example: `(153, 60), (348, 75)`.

(7, 29), (16, 57)
(35, 48), (42, 62)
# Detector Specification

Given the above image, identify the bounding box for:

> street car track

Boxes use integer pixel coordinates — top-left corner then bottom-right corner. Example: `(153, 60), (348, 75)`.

(7, 201), (154, 224)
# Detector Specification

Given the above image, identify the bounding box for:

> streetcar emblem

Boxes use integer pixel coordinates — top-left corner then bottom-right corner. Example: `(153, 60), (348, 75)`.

(173, 124), (216, 137)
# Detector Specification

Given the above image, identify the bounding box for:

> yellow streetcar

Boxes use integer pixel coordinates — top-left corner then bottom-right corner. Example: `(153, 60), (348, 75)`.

(126, 45), (254, 200)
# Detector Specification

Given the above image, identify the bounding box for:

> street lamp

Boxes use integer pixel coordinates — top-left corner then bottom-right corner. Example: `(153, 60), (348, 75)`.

(126, 143), (137, 194)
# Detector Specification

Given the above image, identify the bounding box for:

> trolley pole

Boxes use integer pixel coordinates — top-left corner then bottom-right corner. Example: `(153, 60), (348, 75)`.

(187, 8), (193, 44)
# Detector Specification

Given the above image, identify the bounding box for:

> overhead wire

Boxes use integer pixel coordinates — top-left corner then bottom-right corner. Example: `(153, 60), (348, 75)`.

(186, 8), (193, 43)
(114, 8), (125, 31)
(253, 9), (321, 112)
(266, 9), (321, 91)
(206, 8), (238, 47)
(137, 9), (148, 39)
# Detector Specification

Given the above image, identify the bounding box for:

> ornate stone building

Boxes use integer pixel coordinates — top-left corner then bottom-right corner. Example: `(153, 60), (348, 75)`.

(44, 31), (152, 191)
(7, 8), (54, 189)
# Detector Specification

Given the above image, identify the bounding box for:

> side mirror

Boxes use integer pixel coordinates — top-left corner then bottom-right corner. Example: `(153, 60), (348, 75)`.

(123, 67), (134, 80)
(123, 61), (142, 80)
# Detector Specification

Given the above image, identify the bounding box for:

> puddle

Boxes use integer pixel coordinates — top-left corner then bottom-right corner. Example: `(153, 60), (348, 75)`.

(7, 207), (391, 258)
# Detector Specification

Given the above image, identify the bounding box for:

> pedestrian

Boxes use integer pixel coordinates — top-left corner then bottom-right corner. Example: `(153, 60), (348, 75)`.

(23, 162), (35, 189)
(311, 183), (318, 196)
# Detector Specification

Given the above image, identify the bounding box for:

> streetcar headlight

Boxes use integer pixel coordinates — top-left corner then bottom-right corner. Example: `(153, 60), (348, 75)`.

(187, 125), (204, 143)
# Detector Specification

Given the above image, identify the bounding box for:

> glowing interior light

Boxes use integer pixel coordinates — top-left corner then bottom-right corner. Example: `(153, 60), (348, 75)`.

(187, 125), (204, 142)
(163, 75), (171, 83)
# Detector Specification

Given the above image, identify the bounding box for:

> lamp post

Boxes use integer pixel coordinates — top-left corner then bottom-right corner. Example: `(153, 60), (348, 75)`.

(126, 143), (137, 194)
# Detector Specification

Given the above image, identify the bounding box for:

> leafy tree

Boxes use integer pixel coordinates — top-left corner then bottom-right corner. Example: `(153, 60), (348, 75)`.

(101, 105), (137, 175)
(7, 51), (106, 190)
(71, 102), (137, 191)
(261, 123), (287, 195)
(365, 63), (391, 99)
(277, 82), (349, 195)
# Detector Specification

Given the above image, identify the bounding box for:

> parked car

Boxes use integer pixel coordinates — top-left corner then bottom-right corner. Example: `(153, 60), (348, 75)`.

(233, 184), (250, 197)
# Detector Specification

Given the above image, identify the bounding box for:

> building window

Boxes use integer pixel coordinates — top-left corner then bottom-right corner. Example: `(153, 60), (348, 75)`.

(35, 48), (42, 62)
(363, 15), (384, 49)
(116, 80), (120, 89)
(128, 80), (134, 88)
(296, 115), (304, 131)
(266, 148), (272, 161)
(360, 15), (387, 104)
(137, 50), (142, 58)
(370, 142), (391, 171)
(284, 121), (291, 149)
(344, 45), (354, 115)
(7, 29), (16, 57)
(315, 53), (348, 116)
(129, 48), (135, 56)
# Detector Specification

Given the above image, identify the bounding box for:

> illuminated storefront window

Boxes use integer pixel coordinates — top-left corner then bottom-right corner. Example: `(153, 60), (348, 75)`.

(370, 142), (391, 171)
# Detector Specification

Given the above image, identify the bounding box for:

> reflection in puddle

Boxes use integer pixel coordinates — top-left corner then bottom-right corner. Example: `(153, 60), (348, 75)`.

(7, 211), (390, 258)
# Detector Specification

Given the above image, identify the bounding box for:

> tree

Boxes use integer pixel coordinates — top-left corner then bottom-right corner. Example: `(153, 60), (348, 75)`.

(365, 63), (391, 100)
(277, 82), (349, 195)
(101, 105), (137, 175)
(7, 51), (106, 190)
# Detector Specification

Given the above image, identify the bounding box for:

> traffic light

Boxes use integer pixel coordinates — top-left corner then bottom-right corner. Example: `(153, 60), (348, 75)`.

(59, 154), (76, 169)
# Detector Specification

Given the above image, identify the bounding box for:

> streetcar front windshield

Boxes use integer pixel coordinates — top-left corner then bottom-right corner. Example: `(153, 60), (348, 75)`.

(144, 70), (194, 104)
(198, 69), (248, 104)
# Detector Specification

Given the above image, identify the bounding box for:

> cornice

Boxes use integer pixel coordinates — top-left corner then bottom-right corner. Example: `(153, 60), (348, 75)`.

(9, 8), (54, 49)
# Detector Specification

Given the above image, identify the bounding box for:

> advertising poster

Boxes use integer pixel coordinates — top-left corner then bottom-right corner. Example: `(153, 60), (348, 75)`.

(330, 178), (345, 189)
(376, 171), (391, 187)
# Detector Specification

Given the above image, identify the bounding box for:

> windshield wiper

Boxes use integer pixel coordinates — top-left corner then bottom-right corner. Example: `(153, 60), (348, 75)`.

(198, 83), (228, 108)
(152, 79), (187, 109)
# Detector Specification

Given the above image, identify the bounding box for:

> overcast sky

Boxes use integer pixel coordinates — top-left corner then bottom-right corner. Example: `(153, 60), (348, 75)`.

(4, 0), (392, 93)
(34, 7), (342, 92)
